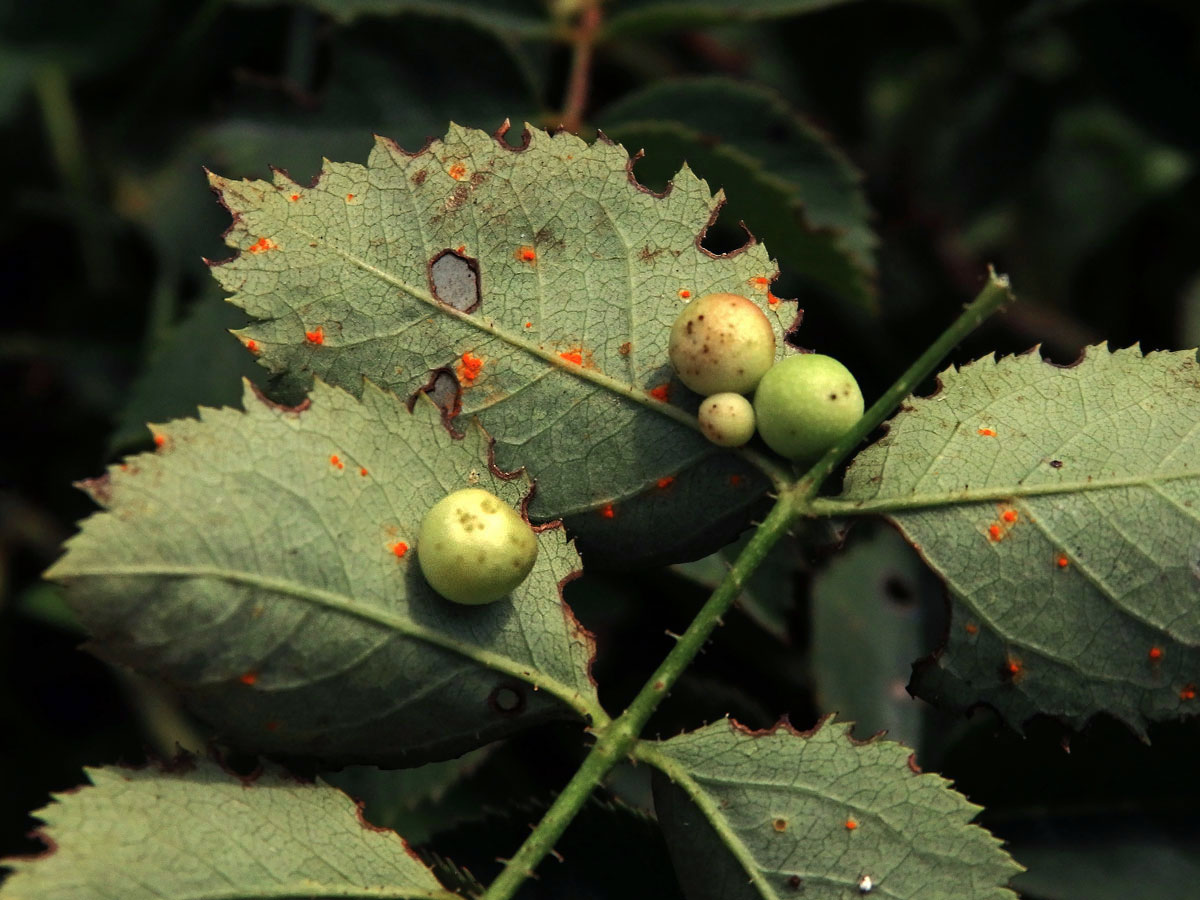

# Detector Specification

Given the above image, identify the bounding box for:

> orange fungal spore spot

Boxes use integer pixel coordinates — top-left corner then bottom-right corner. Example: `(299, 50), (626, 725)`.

(767, 291), (780, 306)
(1056, 555), (1070, 569)
(560, 350), (583, 366)
(448, 163), (467, 181)
(153, 434), (166, 448)
(289, 193), (300, 202)
(305, 326), (324, 346)
(329, 454), (344, 470)
(1149, 646), (1164, 661)
(1004, 658), (1023, 679)
(517, 246), (537, 263)
(457, 351), (484, 384)
(391, 541), (409, 558)
(245, 339), (259, 353)
(346, 193), (355, 201)
(750, 276), (769, 290)
(239, 670), (259, 686)
(600, 503), (615, 520)
(978, 427), (997, 437)
(988, 524), (1003, 542)
(524, 321), (533, 328)
(456, 244), (467, 254)
(844, 819), (858, 831)
(359, 467), (368, 477)
(965, 623), (979, 635)
(649, 383), (670, 402)
(248, 237), (277, 254)
(1181, 684), (1197, 701)
(773, 818), (787, 832)
(678, 289), (691, 299)
(1002, 509), (1018, 523)
(656, 476), (675, 490)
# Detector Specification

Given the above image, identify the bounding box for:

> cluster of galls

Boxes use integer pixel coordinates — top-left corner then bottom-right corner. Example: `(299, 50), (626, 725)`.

(668, 293), (864, 459)
(418, 292), (864, 606)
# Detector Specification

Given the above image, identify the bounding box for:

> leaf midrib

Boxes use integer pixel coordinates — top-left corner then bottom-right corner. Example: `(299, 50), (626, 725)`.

(47, 561), (601, 722)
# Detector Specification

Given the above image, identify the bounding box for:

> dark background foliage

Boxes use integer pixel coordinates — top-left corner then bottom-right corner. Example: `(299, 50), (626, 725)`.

(3, 1), (1199, 896)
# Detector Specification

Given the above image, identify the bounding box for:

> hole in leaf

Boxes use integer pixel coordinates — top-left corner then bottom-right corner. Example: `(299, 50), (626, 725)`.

(429, 249), (481, 313)
(488, 684), (525, 716)
(408, 368), (463, 437)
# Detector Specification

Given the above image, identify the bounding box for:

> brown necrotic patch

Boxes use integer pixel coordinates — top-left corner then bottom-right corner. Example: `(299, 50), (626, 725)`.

(429, 249), (481, 313)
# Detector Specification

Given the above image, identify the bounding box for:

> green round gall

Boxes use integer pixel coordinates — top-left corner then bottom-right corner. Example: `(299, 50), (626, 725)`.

(668, 293), (776, 395)
(417, 487), (538, 605)
(698, 392), (756, 447)
(753, 354), (864, 460)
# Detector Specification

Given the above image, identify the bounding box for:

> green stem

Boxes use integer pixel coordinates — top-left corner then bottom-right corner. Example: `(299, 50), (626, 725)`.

(32, 63), (114, 291)
(480, 492), (803, 900)
(796, 267), (1014, 504)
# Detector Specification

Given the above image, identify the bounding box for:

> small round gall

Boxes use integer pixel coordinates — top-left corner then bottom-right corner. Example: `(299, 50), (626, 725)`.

(668, 293), (776, 395)
(417, 488), (538, 605)
(698, 392), (756, 447)
(753, 353), (864, 460)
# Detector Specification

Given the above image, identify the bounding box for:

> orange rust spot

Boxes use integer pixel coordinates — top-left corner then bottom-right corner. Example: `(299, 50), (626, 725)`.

(239, 670), (259, 686)
(618, 341), (631, 356)
(656, 476), (675, 490)
(456, 244), (467, 254)
(330, 454), (344, 470)
(517, 245), (537, 263)
(729, 474), (743, 487)
(456, 351), (484, 384)
(767, 291), (780, 306)
(245, 339), (259, 354)
(678, 288), (691, 300)
(265, 720), (280, 731)
(289, 193), (300, 202)
(560, 349), (583, 366)
(965, 622), (979, 635)
(1056, 555), (1070, 569)
(773, 818), (787, 832)
(391, 541), (409, 558)
(1003, 657), (1023, 679)
(305, 327), (324, 346)
(359, 467), (368, 477)
(524, 321), (533, 328)
(448, 163), (467, 181)
(1149, 646), (1164, 661)
(153, 434), (166, 448)
(1002, 509), (1018, 523)
(1181, 684), (1197, 701)
(346, 193), (355, 201)
(978, 427), (997, 437)
(600, 503), (615, 520)
(649, 383), (670, 402)
(844, 819), (858, 831)
(750, 276), (769, 290)
(988, 524), (1003, 542)
(247, 237), (277, 254)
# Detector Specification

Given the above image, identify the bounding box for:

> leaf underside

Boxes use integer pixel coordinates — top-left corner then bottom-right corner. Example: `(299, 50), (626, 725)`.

(46, 380), (597, 766)
(834, 344), (1200, 734)
(208, 123), (798, 546)
(0, 757), (453, 900)
(648, 717), (1022, 900)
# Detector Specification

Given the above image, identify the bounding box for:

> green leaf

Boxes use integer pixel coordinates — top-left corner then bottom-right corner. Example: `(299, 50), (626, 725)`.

(230, 0), (554, 40)
(643, 717), (1022, 899)
(605, 0), (865, 38)
(46, 380), (599, 765)
(602, 77), (877, 310)
(820, 344), (1200, 733)
(811, 525), (931, 747)
(207, 123), (796, 528)
(0, 757), (454, 900)
(109, 290), (264, 454)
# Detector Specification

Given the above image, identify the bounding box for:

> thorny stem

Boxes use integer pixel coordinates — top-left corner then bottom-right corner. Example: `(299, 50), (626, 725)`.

(480, 270), (1013, 900)
(559, 2), (602, 133)
(795, 267), (1015, 503)
(480, 493), (803, 900)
